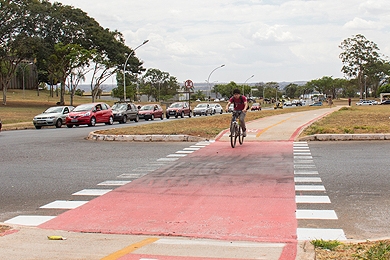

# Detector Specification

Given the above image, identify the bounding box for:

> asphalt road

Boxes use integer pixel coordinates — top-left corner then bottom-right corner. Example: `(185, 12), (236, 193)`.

(308, 141), (390, 240)
(0, 120), (196, 222)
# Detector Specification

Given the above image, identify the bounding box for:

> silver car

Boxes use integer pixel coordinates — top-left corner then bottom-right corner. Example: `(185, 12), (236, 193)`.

(33, 106), (74, 129)
(193, 103), (212, 116)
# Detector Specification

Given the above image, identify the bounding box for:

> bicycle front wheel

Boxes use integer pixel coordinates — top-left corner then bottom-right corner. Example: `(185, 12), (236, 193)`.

(238, 125), (244, 145)
(230, 123), (238, 148)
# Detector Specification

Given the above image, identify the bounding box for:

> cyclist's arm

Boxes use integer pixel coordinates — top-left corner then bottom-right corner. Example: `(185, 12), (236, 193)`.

(225, 101), (231, 111)
(243, 101), (248, 112)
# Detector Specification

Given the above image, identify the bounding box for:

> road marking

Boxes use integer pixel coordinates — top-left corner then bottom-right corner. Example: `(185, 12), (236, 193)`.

(294, 165), (316, 168)
(296, 209), (338, 219)
(155, 238), (285, 248)
(294, 177), (322, 183)
(296, 195), (331, 203)
(175, 150), (194, 154)
(295, 185), (326, 191)
(40, 200), (88, 209)
(167, 154), (188, 157)
(256, 115), (299, 137)
(117, 173), (146, 178)
(98, 180), (131, 186)
(294, 159), (314, 163)
(294, 155), (313, 159)
(183, 147), (200, 151)
(157, 157), (180, 161)
(101, 238), (159, 260)
(294, 170), (318, 175)
(4, 215), (55, 226)
(297, 228), (347, 240)
(72, 189), (112, 196)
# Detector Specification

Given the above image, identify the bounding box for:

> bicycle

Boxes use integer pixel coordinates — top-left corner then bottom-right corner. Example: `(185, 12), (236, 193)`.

(229, 110), (244, 148)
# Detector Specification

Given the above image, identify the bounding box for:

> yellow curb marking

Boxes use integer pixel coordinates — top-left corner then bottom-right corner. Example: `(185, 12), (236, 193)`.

(101, 237), (159, 260)
(256, 114), (299, 138)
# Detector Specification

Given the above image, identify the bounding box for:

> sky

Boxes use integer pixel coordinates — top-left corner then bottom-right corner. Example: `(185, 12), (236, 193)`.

(55, 0), (390, 84)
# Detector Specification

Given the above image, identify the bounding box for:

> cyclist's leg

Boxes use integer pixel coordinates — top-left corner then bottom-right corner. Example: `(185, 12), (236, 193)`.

(239, 112), (247, 136)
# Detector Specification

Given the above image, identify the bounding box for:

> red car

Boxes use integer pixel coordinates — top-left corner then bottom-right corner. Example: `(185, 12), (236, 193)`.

(138, 104), (164, 120)
(66, 102), (113, 127)
(250, 103), (261, 111)
(166, 102), (192, 119)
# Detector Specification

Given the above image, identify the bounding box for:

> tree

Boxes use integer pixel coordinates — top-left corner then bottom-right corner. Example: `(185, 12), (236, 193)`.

(284, 83), (299, 98)
(339, 34), (382, 99)
(140, 68), (179, 101)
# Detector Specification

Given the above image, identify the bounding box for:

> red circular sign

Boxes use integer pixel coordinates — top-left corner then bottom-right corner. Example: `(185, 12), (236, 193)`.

(185, 80), (193, 89)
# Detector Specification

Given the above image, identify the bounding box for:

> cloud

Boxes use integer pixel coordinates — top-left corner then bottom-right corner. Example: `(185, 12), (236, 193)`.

(343, 17), (381, 30)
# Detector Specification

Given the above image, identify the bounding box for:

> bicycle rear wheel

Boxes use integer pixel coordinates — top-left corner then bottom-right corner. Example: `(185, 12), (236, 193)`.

(230, 123), (238, 148)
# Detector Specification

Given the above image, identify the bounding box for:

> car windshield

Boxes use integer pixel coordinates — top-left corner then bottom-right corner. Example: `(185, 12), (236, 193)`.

(140, 105), (154, 110)
(196, 104), (207, 108)
(44, 107), (63, 113)
(169, 103), (182, 108)
(252, 103), (259, 106)
(209, 104), (217, 107)
(112, 104), (127, 110)
(73, 104), (94, 112)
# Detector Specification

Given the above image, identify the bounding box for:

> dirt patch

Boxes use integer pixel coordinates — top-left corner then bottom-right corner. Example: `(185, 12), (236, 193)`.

(0, 225), (11, 234)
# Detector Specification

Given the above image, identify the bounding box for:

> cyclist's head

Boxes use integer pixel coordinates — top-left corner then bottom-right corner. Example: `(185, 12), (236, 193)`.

(233, 89), (241, 95)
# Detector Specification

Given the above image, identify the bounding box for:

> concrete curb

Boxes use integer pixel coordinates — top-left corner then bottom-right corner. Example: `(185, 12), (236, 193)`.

(87, 131), (206, 142)
(299, 133), (390, 141)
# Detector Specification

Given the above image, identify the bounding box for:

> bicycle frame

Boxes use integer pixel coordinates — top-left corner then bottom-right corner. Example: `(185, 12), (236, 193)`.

(230, 111), (244, 148)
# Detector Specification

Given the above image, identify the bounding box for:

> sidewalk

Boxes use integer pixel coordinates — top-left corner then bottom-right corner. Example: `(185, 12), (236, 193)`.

(1, 107), (345, 260)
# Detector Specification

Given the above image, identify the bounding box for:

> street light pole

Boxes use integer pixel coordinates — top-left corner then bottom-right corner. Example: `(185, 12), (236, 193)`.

(207, 64), (225, 101)
(243, 74), (254, 96)
(123, 40), (149, 101)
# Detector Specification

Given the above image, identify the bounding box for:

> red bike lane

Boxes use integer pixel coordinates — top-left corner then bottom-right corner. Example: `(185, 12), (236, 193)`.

(40, 141), (297, 259)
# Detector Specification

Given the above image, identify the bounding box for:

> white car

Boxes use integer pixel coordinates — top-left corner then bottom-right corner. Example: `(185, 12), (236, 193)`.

(33, 106), (74, 129)
(356, 100), (373, 106)
(209, 103), (223, 114)
(193, 103), (213, 116)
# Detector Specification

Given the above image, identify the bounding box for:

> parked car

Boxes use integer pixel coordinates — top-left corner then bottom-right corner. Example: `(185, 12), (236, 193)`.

(138, 104), (164, 120)
(292, 100), (303, 106)
(310, 101), (323, 106)
(33, 106), (74, 129)
(370, 100), (378, 105)
(166, 102), (192, 119)
(381, 100), (390, 105)
(111, 102), (139, 123)
(356, 100), (373, 106)
(209, 103), (223, 114)
(250, 103), (261, 111)
(283, 101), (292, 106)
(193, 103), (213, 116)
(66, 102), (113, 127)
(227, 104), (234, 112)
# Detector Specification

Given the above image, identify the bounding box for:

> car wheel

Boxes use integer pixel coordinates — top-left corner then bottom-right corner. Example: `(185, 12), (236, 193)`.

(134, 115), (139, 122)
(161, 114), (164, 120)
(193, 114), (196, 117)
(180, 112), (184, 118)
(166, 116), (170, 119)
(220, 110), (223, 114)
(151, 114), (155, 120)
(107, 116), (114, 125)
(88, 117), (96, 127)
(35, 126), (42, 129)
(55, 119), (62, 128)
(189, 111), (192, 118)
(122, 115), (127, 124)
(66, 124), (73, 128)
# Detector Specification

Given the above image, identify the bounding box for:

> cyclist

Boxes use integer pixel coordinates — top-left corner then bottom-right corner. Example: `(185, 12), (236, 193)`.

(225, 88), (248, 137)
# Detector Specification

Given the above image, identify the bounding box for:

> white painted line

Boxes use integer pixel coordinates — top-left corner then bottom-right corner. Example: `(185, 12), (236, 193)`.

(167, 154), (188, 157)
(157, 157), (180, 161)
(294, 160), (314, 163)
(175, 151), (194, 154)
(294, 153), (312, 155)
(294, 170), (318, 175)
(295, 185), (326, 191)
(183, 147), (200, 151)
(155, 238), (285, 248)
(98, 180), (131, 186)
(296, 210), (338, 219)
(196, 142), (211, 146)
(294, 165), (316, 168)
(294, 142), (308, 144)
(293, 149), (310, 152)
(5, 215), (56, 226)
(40, 200), (88, 209)
(294, 177), (322, 183)
(72, 189), (112, 196)
(190, 146), (206, 148)
(294, 156), (313, 159)
(296, 196), (331, 203)
(297, 228), (347, 241)
(117, 173), (145, 178)
(293, 144), (308, 147)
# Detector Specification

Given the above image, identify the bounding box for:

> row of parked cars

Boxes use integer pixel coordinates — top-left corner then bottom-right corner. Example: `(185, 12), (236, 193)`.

(32, 101), (229, 129)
